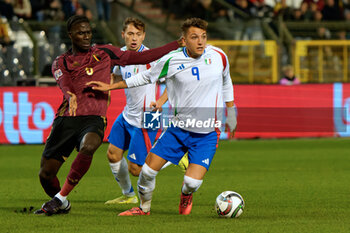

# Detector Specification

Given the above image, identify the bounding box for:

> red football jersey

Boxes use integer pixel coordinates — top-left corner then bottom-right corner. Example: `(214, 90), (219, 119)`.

(52, 42), (179, 117)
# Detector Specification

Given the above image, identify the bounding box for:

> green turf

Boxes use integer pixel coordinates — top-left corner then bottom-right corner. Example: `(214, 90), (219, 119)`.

(0, 138), (350, 233)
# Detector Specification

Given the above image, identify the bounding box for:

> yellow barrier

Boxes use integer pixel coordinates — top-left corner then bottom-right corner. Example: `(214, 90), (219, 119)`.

(208, 40), (278, 83)
(294, 40), (350, 83)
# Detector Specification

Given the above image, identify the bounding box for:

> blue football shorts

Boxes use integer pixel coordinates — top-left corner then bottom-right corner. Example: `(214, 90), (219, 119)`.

(150, 127), (220, 170)
(108, 114), (160, 165)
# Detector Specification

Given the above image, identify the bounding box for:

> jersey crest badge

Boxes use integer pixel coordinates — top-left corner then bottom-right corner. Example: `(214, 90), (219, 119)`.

(204, 54), (212, 65)
(54, 69), (63, 80)
(205, 58), (211, 65)
(86, 67), (94, 76)
(134, 66), (139, 74)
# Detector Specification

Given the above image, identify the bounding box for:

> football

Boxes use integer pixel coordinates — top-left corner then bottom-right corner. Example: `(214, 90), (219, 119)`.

(215, 191), (244, 218)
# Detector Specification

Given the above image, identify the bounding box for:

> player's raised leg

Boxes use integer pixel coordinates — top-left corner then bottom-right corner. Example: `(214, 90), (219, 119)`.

(37, 132), (101, 216)
(34, 116), (77, 215)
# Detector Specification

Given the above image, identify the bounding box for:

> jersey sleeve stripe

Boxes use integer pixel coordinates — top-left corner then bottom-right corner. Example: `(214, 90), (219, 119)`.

(63, 57), (73, 72)
(158, 57), (172, 79)
(213, 49), (227, 71)
(99, 48), (120, 60)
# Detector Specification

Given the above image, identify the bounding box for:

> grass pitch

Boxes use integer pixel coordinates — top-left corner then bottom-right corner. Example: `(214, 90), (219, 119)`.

(0, 138), (350, 233)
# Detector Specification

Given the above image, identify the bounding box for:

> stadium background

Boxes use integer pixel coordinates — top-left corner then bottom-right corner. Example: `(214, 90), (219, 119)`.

(1, 1), (350, 232)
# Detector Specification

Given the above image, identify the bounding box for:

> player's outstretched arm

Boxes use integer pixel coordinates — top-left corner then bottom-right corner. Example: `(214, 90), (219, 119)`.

(120, 37), (184, 66)
(86, 80), (128, 91)
(87, 67), (152, 91)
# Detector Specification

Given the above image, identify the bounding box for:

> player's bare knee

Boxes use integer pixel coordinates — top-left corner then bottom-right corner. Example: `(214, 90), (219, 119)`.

(128, 163), (142, 176)
(106, 150), (117, 163)
(79, 144), (98, 156)
(107, 147), (123, 163)
(79, 133), (102, 155)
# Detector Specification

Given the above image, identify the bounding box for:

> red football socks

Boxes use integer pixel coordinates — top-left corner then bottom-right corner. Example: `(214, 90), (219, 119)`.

(60, 152), (93, 196)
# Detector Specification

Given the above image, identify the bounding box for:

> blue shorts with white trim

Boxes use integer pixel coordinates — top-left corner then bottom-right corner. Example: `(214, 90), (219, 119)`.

(108, 114), (159, 165)
(150, 127), (220, 170)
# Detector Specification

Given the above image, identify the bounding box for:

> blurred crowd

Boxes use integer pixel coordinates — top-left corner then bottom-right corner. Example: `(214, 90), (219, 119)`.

(1, 0), (349, 23)
(0, 0), (112, 22)
(0, 0), (113, 46)
(0, 0), (113, 84)
(0, 0), (349, 33)
(0, 0), (348, 84)
(157, 0), (350, 22)
(155, 0), (350, 40)
(0, 0), (349, 47)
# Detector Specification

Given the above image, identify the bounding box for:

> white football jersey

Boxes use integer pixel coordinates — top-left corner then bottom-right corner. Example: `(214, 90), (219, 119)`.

(126, 45), (234, 133)
(113, 45), (156, 128)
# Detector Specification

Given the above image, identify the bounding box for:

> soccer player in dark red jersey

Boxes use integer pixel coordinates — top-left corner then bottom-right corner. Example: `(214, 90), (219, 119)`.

(34, 15), (183, 216)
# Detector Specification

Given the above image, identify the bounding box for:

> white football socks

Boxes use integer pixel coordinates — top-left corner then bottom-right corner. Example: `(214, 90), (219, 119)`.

(137, 163), (158, 212)
(55, 192), (69, 209)
(181, 175), (203, 195)
(109, 157), (135, 197)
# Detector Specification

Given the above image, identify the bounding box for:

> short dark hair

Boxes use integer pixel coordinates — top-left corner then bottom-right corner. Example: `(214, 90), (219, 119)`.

(181, 18), (208, 34)
(122, 17), (145, 32)
(67, 15), (90, 32)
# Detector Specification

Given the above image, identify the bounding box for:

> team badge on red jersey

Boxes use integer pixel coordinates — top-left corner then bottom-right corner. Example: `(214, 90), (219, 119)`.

(54, 69), (63, 80)
(85, 67), (94, 75)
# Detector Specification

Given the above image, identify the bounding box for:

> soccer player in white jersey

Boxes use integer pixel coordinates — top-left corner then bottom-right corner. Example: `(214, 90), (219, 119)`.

(87, 18), (237, 215)
(104, 17), (161, 205)
(105, 17), (187, 205)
